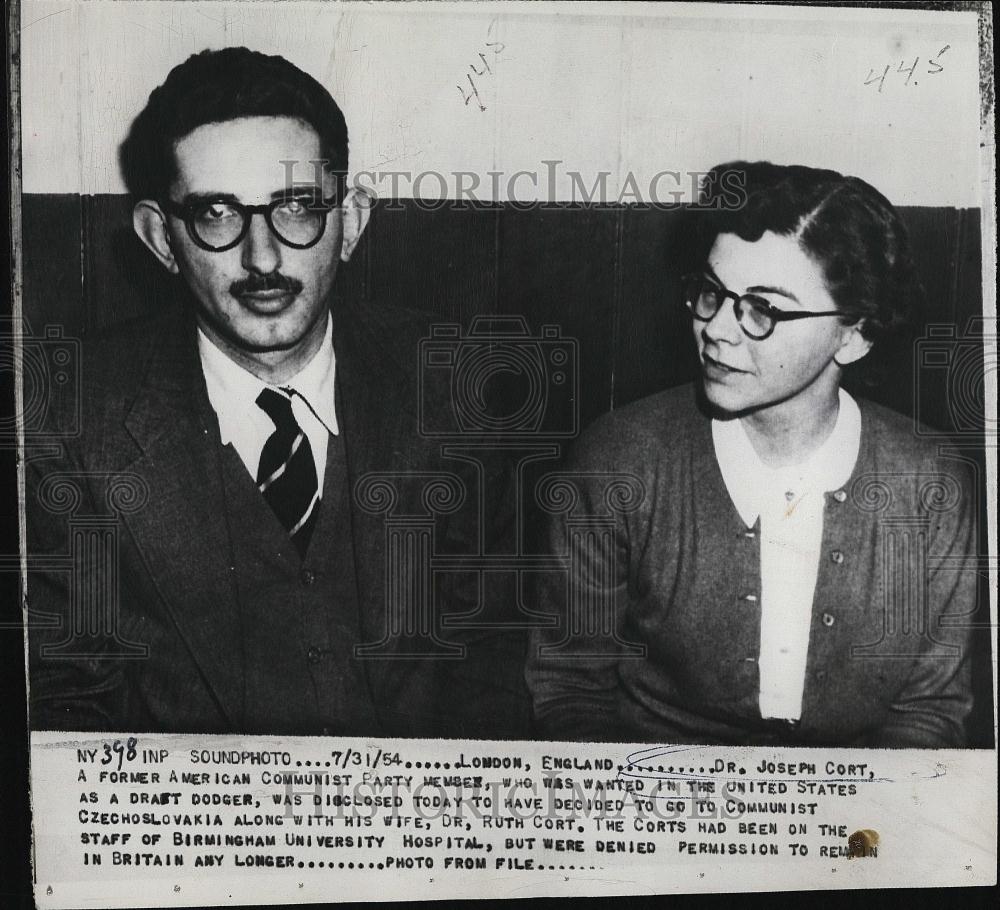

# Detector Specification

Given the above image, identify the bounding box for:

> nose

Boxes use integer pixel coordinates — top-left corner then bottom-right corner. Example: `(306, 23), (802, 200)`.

(701, 296), (743, 346)
(240, 211), (282, 275)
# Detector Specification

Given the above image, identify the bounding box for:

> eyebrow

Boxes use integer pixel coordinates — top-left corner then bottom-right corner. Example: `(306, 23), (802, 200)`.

(747, 284), (800, 304)
(704, 263), (801, 304)
(180, 186), (327, 206)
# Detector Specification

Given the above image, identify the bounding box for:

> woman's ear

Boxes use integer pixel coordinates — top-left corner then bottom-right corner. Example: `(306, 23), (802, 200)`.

(339, 186), (373, 262)
(834, 320), (874, 366)
(133, 201), (180, 274)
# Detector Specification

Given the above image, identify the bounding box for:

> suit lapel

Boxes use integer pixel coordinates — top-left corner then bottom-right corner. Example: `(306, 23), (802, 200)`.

(331, 304), (424, 673)
(114, 304), (431, 725)
(119, 317), (245, 728)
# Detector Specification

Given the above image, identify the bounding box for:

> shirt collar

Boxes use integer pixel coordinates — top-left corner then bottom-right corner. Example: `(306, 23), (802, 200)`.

(198, 314), (338, 444)
(712, 388), (861, 527)
(283, 316), (338, 435)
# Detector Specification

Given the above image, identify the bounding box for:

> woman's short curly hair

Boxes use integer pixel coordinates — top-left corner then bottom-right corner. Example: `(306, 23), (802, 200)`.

(697, 161), (919, 351)
(119, 47), (348, 202)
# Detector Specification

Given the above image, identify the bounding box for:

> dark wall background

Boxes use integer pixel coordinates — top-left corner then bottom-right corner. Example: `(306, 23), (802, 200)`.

(22, 197), (985, 428)
(20, 196), (993, 746)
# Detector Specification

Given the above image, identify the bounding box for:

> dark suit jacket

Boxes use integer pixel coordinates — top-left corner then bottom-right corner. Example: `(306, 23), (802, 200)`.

(526, 384), (978, 747)
(27, 300), (530, 737)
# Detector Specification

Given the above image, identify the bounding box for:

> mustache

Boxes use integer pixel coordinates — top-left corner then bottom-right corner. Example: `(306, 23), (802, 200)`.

(230, 273), (304, 296)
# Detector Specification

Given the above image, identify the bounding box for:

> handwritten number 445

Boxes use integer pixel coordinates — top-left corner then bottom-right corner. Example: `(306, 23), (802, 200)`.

(458, 41), (505, 112)
(866, 45), (949, 92)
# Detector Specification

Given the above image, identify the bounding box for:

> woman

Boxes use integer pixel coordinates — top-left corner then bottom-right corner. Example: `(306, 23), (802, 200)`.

(526, 162), (976, 747)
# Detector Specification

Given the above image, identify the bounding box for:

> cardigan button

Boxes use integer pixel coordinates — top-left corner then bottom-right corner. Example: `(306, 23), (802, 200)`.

(833, 490), (847, 503)
(741, 593), (758, 603)
(307, 646), (323, 664)
(300, 569), (316, 586)
(743, 530), (756, 539)
(830, 550), (845, 564)
(822, 613), (835, 627)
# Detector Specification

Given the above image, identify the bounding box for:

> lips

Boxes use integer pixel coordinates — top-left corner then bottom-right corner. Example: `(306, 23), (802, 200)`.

(241, 288), (291, 301)
(231, 274), (304, 311)
(701, 351), (747, 378)
(236, 289), (298, 312)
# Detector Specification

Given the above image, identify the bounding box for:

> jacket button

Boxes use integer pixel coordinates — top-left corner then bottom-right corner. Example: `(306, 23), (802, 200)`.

(833, 490), (847, 503)
(743, 656), (757, 663)
(307, 646), (323, 664)
(822, 613), (835, 627)
(741, 593), (758, 603)
(301, 569), (316, 586)
(816, 669), (827, 681)
(743, 530), (756, 539)
(321, 726), (333, 736)
(830, 550), (844, 564)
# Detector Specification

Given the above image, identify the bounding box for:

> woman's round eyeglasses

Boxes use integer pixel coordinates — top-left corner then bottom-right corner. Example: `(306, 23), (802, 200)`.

(683, 271), (847, 341)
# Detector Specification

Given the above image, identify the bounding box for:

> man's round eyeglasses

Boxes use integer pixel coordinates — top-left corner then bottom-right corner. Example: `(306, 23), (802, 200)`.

(682, 271), (847, 341)
(161, 191), (343, 252)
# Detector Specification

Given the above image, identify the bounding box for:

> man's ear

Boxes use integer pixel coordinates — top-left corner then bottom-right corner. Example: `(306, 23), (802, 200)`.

(834, 320), (873, 367)
(133, 201), (180, 274)
(339, 186), (372, 262)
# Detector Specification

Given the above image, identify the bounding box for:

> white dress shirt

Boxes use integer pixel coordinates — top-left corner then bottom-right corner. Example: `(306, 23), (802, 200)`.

(198, 316), (339, 493)
(712, 388), (861, 721)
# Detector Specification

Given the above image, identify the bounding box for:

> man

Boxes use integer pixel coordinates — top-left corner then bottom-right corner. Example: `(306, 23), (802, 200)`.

(27, 47), (529, 737)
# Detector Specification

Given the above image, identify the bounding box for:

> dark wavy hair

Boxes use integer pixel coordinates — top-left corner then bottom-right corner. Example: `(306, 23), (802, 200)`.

(697, 161), (919, 353)
(119, 47), (348, 201)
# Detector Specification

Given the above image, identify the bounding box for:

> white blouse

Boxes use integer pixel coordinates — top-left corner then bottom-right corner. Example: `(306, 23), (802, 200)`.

(712, 388), (861, 721)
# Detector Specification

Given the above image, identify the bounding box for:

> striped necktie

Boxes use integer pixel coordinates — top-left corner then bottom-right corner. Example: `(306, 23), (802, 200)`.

(255, 388), (319, 557)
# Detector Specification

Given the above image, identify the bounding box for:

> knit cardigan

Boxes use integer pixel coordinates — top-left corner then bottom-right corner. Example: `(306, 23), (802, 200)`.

(526, 383), (977, 747)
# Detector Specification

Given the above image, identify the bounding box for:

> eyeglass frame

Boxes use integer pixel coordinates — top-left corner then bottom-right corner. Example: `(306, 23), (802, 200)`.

(682, 270), (850, 341)
(160, 179), (347, 253)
